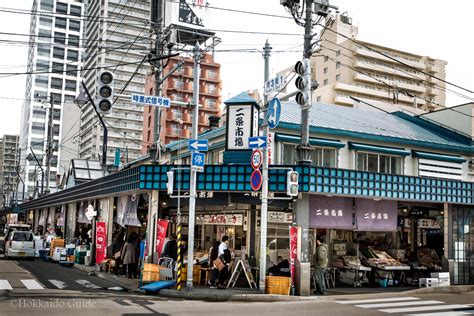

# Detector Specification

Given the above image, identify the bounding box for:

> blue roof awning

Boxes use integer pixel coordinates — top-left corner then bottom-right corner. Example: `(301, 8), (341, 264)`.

(348, 142), (410, 156)
(276, 134), (345, 148)
(412, 151), (466, 163)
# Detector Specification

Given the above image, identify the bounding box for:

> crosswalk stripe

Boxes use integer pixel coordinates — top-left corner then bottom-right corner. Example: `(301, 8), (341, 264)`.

(48, 279), (67, 289)
(335, 297), (421, 304)
(378, 304), (473, 314)
(75, 279), (101, 289)
(20, 279), (44, 290)
(356, 300), (445, 309)
(406, 312), (472, 316)
(0, 280), (13, 290)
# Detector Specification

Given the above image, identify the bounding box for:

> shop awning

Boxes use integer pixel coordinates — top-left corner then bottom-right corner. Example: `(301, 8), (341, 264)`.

(412, 150), (466, 163)
(348, 142), (410, 156)
(276, 134), (345, 148)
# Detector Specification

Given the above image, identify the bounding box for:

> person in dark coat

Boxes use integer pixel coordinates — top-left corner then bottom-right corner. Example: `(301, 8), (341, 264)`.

(112, 233), (124, 276)
(162, 234), (178, 262)
(121, 234), (138, 278)
(208, 241), (221, 288)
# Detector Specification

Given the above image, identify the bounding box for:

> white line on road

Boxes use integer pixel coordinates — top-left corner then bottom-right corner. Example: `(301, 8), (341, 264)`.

(406, 312), (471, 316)
(378, 304), (473, 314)
(48, 279), (67, 289)
(335, 297), (421, 304)
(21, 279), (44, 290)
(75, 279), (101, 289)
(356, 300), (445, 309)
(0, 280), (13, 290)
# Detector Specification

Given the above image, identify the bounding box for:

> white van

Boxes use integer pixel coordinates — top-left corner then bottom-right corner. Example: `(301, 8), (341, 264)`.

(5, 231), (35, 259)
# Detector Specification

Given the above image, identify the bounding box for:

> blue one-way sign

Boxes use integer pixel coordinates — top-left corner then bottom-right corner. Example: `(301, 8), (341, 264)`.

(191, 152), (205, 172)
(248, 136), (266, 149)
(267, 97), (281, 129)
(188, 139), (208, 152)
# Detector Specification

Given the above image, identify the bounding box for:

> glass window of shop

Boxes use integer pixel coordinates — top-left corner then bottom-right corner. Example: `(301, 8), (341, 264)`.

(356, 152), (403, 174)
(281, 143), (337, 167)
(452, 206), (474, 285)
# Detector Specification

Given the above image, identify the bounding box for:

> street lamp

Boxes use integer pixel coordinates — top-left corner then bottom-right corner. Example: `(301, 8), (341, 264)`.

(26, 150), (44, 196)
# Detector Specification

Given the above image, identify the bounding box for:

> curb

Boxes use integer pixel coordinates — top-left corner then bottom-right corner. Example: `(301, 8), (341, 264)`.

(403, 285), (474, 295)
(156, 289), (318, 302)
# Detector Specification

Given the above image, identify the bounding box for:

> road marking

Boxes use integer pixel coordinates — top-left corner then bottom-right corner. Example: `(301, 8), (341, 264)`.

(357, 300), (445, 309)
(21, 279), (44, 290)
(0, 280), (13, 290)
(48, 279), (67, 289)
(379, 304), (473, 314)
(75, 279), (101, 289)
(406, 312), (472, 316)
(335, 297), (421, 304)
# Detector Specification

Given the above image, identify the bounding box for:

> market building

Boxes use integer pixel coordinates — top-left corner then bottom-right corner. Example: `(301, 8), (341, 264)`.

(17, 95), (474, 294)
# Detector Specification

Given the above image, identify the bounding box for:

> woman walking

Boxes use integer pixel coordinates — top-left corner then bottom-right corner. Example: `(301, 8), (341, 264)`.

(121, 234), (138, 278)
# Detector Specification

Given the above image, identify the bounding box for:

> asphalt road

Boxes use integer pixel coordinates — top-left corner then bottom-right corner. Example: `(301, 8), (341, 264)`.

(0, 258), (473, 316)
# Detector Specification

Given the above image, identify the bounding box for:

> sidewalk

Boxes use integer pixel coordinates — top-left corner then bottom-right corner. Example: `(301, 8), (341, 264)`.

(73, 263), (141, 292)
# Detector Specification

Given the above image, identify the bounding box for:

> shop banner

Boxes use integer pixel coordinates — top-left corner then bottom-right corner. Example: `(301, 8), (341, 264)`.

(38, 209), (46, 227)
(95, 222), (107, 264)
(47, 209), (55, 227)
(57, 206), (65, 227)
(289, 225), (298, 286)
(196, 214), (243, 226)
(116, 196), (127, 227)
(77, 202), (91, 224)
(309, 196), (353, 229)
(124, 195), (141, 227)
(355, 199), (397, 231)
(155, 219), (169, 256)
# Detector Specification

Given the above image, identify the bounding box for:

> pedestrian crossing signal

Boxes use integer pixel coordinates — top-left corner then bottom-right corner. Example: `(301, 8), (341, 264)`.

(286, 171), (299, 197)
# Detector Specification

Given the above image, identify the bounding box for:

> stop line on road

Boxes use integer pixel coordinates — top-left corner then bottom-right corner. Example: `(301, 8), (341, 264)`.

(0, 278), (109, 291)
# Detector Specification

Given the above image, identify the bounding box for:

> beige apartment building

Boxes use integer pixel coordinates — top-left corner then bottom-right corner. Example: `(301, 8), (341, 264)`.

(312, 14), (447, 111)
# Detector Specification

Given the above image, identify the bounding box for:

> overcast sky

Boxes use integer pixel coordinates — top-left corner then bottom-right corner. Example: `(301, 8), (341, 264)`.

(0, 0), (473, 137)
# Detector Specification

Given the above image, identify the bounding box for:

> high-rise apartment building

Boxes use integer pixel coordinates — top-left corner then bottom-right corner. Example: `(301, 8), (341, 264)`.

(312, 14), (447, 111)
(79, 0), (150, 164)
(142, 54), (222, 153)
(20, 0), (84, 198)
(0, 135), (20, 207)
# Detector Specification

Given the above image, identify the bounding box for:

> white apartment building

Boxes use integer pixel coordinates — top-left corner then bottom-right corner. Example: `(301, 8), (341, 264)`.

(312, 14), (447, 111)
(0, 135), (20, 206)
(79, 0), (150, 164)
(19, 0), (84, 198)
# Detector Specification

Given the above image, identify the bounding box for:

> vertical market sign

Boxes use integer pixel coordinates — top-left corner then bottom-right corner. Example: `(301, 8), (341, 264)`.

(95, 222), (107, 264)
(226, 104), (259, 150)
(155, 219), (169, 256)
(289, 225), (298, 287)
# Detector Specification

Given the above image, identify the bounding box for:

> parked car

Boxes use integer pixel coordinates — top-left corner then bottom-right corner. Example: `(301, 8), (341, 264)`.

(2, 224), (31, 254)
(4, 231), (35, 259)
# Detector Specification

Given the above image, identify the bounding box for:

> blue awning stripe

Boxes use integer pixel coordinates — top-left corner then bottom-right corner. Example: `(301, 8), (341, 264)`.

(412, 151), (466, 163)
(276, 134), (345, 148)
(348, 142), (410, 156)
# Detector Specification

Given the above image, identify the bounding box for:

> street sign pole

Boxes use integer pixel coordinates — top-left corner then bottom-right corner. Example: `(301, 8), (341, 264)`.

(187, 43), (201, 290)
(259, 40), (272, 292)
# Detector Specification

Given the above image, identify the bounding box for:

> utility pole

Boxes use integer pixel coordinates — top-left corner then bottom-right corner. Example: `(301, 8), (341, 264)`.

(152, 0), (166, 159)
(15, 147), (20, 204)
(259, 40), (272, 291)
(186, 43), (201, 290)
(44, 93), (54, 194)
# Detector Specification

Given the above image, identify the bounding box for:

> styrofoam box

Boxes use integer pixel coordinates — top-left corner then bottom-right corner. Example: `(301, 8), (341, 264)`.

(419, 278), (439, 288)
(438, 279), (450, 287)
(431, 272), (450, 279)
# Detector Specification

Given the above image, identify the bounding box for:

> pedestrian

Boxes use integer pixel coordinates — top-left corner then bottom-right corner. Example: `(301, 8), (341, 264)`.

(121, 234), (138, 278)
(161, 234), (178, 262)
(208, 241), (221, 288)
(217, 235), (231, 289)
(112, 233), (124, 276)
(313, 235), (328, 295)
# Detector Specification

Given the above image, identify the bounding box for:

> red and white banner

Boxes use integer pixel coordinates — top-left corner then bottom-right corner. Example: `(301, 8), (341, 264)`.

(95, 222), (107, 264)
(289, 225), (298, 286)
(155, 219), (169, 256)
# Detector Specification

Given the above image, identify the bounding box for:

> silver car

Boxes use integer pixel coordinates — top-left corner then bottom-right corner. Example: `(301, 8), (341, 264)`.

(5, 231), (35, 259)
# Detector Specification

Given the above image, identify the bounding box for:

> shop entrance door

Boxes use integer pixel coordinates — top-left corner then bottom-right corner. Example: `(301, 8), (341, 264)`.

(452, 206), (474, 285)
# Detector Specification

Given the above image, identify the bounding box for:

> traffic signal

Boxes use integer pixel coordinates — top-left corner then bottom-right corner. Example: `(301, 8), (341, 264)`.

(294, 58), (310, 107)
(97, 70), (114, 114)
(166, 171), (174, 195)
(286, 170), (299, 197)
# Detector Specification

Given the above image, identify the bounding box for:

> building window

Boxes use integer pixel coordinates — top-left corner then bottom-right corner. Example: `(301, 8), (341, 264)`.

(208, 83), (216, 94)
(66, 64), (77, 76)
(40, 0), (53, 11)
(207, 99), (217, 109)
(173, 78), (184, 89)
(53, 46), (64, 59)
(68, 35), (79, 47)
(51, 77), (62, 90)
(38, 29), (51, 40)
(324, 56), (328, 62)
(56, 2), (68, 14)
(336, 50), (341, 57)
(207, 70), (217, 80)
(316, 96), (321, 102)
(39, 17), (52, 27)
(32, 122), (45, 133)
(70, 5), (81, 17)
(336, 74), (341, 81)
(52, 62), (63, 74)
(65, 80), (76, 91)
(55, 17), (67, 29)
(69, 19), (80, 32)
(51, 93), (61, 104)
(54, 32), (66, 44)
(67, 50), (79, 61)
(356, 152), (403, 174)
(323, 79), (328, 86)
(282, 143), (337, 167)
(336, 61), (341, 69)
(36, 60), (49, 72)
(32, 109), (46, 120)
(34, 75), (49, 88)
(323, 67), (328, 74)
(37, 44), (50, 57)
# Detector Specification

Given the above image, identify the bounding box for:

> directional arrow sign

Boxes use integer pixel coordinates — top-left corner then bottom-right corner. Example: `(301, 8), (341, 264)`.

(267, 97), (281, 129)
(248, 136), (266, 149)
(188, 139), (208, 152)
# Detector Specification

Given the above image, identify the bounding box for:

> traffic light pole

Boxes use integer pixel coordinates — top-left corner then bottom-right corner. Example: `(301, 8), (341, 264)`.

(259, 40), (272, 292)
(152, 0), (165, 159)
(44, 93), (54, 194)
(186, 43), (201, 290)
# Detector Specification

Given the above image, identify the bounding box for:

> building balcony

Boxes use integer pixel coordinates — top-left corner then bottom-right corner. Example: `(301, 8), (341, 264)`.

(354, 60), (426, 81)
(353, 73), (426, 94)
(354, 48), (425, 69)
(334, 96), (353, 106)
